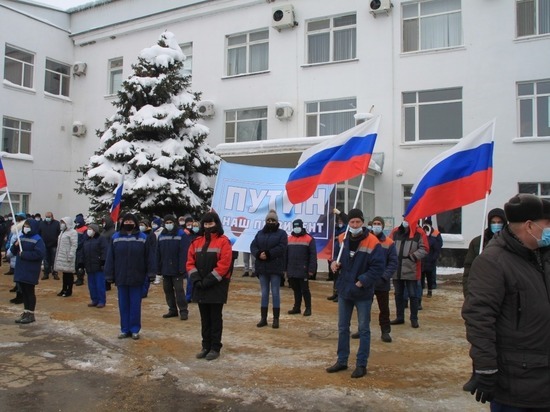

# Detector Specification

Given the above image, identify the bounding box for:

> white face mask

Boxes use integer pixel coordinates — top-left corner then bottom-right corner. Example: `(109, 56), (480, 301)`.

(139, 225), (147, 232)
(349, 227), (363, 236)
(23, 227), (31, 234)
(372, 226), (383, 235)
(60, 223), (67, 231)
(86, 229), (95, 238)
(165, 223), (174, 231)
(293, 227), (302, 234)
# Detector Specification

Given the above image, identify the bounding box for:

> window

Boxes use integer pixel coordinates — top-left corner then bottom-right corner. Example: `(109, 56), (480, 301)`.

(44, 59), (70, 97)
(225, 107), (267, 143)
(519, 182), (550, 199)
(226, 30), (268, 76)
(336, 175), (375, 221)
(108, 58), (123, 95)
(402, 0), (462, 52)
(307, 13), (356, 64)
(180, 42), (193, 79)
(0, 193), (29, 217)
(4, 45), (34, 88)
(404, 185), (461, 234)
(517, 0), (550, 37)
(517, 79), (550, 138)
(2, 117), (31, 154)
(403, 88), (462, 142)
(306, 97), (357, 137)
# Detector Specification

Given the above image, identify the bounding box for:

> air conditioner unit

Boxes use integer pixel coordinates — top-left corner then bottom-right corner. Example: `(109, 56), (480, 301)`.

(275, 103), (294, 120)
(369, 0), (392, 17)
(197, 101), (215, 117)
(72, 121), (86, 137)
(272, 4), (297, 31)
(73, 62), (87, 76)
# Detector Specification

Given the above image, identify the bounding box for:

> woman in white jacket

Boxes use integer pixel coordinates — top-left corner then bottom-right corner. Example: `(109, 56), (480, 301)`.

(54, 216), (78, 297)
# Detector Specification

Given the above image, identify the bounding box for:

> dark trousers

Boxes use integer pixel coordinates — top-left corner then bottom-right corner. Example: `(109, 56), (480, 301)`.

(20, 282), (36, 311)
(393, 279), (419, 321)
(198, 303), (224, 352)
(62, 272), (74, 295)
(421, 270), (435, 291)
(162, 275), (188, 315)
(43, 246), (57, 275)
(374, 289), (391, 332)
(288, 277), (311, 309)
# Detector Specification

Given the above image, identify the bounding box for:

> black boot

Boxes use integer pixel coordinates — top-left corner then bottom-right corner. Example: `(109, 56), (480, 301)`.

(10, 292), (23, 304)
(257, 307), (268, 327)
(62, 273), (73, 297)
(272, 308), (280, 329)
(75, 268), (85, 286)
(381, 325), (392, 343)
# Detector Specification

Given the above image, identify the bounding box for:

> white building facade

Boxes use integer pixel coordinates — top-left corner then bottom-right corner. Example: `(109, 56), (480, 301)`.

(1, 0), (549, 263)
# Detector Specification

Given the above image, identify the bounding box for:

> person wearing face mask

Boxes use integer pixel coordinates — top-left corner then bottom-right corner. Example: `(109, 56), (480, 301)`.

(388, 217), (429, 329)
(462, 194), (550, 409)
(187, 211), (233, 361)
(53, 217), (78, 297)
(157, 215), (191, 320)
(138, 218), (157, 298)
(150, 217), (164, 285)
(462, 208), (507, 297)
(250, 209), (288, 329)
(326, 208), (385, 379)
(352, 216), (398, 343)
(100, 215), (116, 291)
(184, 217), (199, 303)
(38, 212), (61, 280)
(104, 213), (156, 340)
(419, 218), (442, 304)
(82, 223), (109, 308)
(10, 218), (45, 324)
(285, 219), (317, 317)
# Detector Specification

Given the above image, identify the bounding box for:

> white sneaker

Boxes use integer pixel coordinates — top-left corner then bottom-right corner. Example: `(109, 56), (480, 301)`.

(153, 275), (162, 285)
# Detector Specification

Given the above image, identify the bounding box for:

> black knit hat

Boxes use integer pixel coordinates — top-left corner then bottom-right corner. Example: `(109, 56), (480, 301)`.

(122, 213), (139, 226)
(504, 194), (544, 222)
(347, 208), (364, 222)
(164, 214), (176, 223)
(292, 219), (303, 228)
(372, 216), (385, 228)
(487, 208), (507, 225)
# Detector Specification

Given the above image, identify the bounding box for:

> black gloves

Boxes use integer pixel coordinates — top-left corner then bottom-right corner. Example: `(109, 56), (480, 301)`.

(467, 372), (497, 403)
(202, 273), (218, 289)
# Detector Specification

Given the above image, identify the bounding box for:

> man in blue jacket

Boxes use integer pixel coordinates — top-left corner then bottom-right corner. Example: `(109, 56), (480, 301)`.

(105, 213), (156, 340)
(157, 214), (191, 320)
(326, 208), (385, 379)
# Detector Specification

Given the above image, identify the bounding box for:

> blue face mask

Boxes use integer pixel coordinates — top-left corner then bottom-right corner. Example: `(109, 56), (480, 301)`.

(349, 226), (363, 236)
(293, 227), (302, 234)
(192, 227), (199, 233)
(490, 223), (503, 234)
(372, 226), (383, 235)
(367, 225), (372, 231)
(402, 221), (409, 229)
(533, 223), (550, 248)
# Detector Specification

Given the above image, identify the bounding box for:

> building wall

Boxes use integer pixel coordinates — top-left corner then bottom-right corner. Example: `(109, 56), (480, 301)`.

(1, 0), (549, 256)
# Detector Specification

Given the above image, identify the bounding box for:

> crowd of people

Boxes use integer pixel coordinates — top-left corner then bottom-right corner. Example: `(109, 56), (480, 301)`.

(3, 194), (550, 410)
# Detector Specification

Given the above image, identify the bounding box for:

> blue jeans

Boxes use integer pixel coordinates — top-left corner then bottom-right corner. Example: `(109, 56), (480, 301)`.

(490, 400), (550, 412)
(337, 297), (373, 367)
(258, 273), (281, 308)
(87, 271), (106, 305)
(117, 285), (142, 334)
(393, 279), (419, 321)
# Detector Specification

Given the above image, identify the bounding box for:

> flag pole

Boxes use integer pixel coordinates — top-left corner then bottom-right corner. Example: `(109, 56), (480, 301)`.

(335, 173), (366, 263)
(477, 192), (490, 255)
(5, 188), (22, 252)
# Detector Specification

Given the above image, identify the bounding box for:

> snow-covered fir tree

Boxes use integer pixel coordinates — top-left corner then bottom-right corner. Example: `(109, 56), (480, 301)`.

(76, 31), (219, 218)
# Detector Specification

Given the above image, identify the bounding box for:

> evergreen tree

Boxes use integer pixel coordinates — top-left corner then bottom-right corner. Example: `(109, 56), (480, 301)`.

(76, 31), (219, 219)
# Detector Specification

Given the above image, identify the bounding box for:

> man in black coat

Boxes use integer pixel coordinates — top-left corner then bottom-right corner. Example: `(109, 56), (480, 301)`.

(38, 212), (61, 280)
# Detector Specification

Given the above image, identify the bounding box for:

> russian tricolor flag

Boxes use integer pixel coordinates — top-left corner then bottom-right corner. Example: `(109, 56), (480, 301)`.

(286, 116), (380, 204)
(0, 158), (8, 189)
(110, 175), (124, 223)
(404, 120), (495, 226)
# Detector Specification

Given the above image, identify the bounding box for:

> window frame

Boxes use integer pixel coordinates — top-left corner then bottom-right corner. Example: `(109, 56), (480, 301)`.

(179, 42), (193, 80)
(2, 116), (32, 155)
(108, 57), (123, 95)
(225, 29), (269, 77)
(402, 87), (463, 143)
(3, 44), (34, 89)
(44, 58), (70, 97)
(0, 192), (30, 216)
(224, 107), (268, 143)
(518, 182), (550, 199)
(517, 79), (550, 138)
(305, 97), (357, 137)
(306, 13), (357, 65)
(516, 0), (550, 37)
(402, 0), (463, 53)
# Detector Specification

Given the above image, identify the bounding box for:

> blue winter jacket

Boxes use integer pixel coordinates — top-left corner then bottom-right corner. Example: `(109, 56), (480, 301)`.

(285, 230), (317, 279)
(104, 229), (156, 286)
(12, 219), (46, 285)
(157, 227), (190, 276)
(335, 228), (385, 300)
(82, 233), (109, 274)
(374, 233), (398, 292)
(250, 225), (288, 276)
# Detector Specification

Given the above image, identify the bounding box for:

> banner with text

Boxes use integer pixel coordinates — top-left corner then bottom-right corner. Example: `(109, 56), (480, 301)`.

(211, 161), (335, 260)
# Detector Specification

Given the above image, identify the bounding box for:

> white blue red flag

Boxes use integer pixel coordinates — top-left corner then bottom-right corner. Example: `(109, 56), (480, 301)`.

(285, 116), (380, 204)
(404, 120), (495, 226)
(110, 175), (124, 222)
(0, 158), (8, 189)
